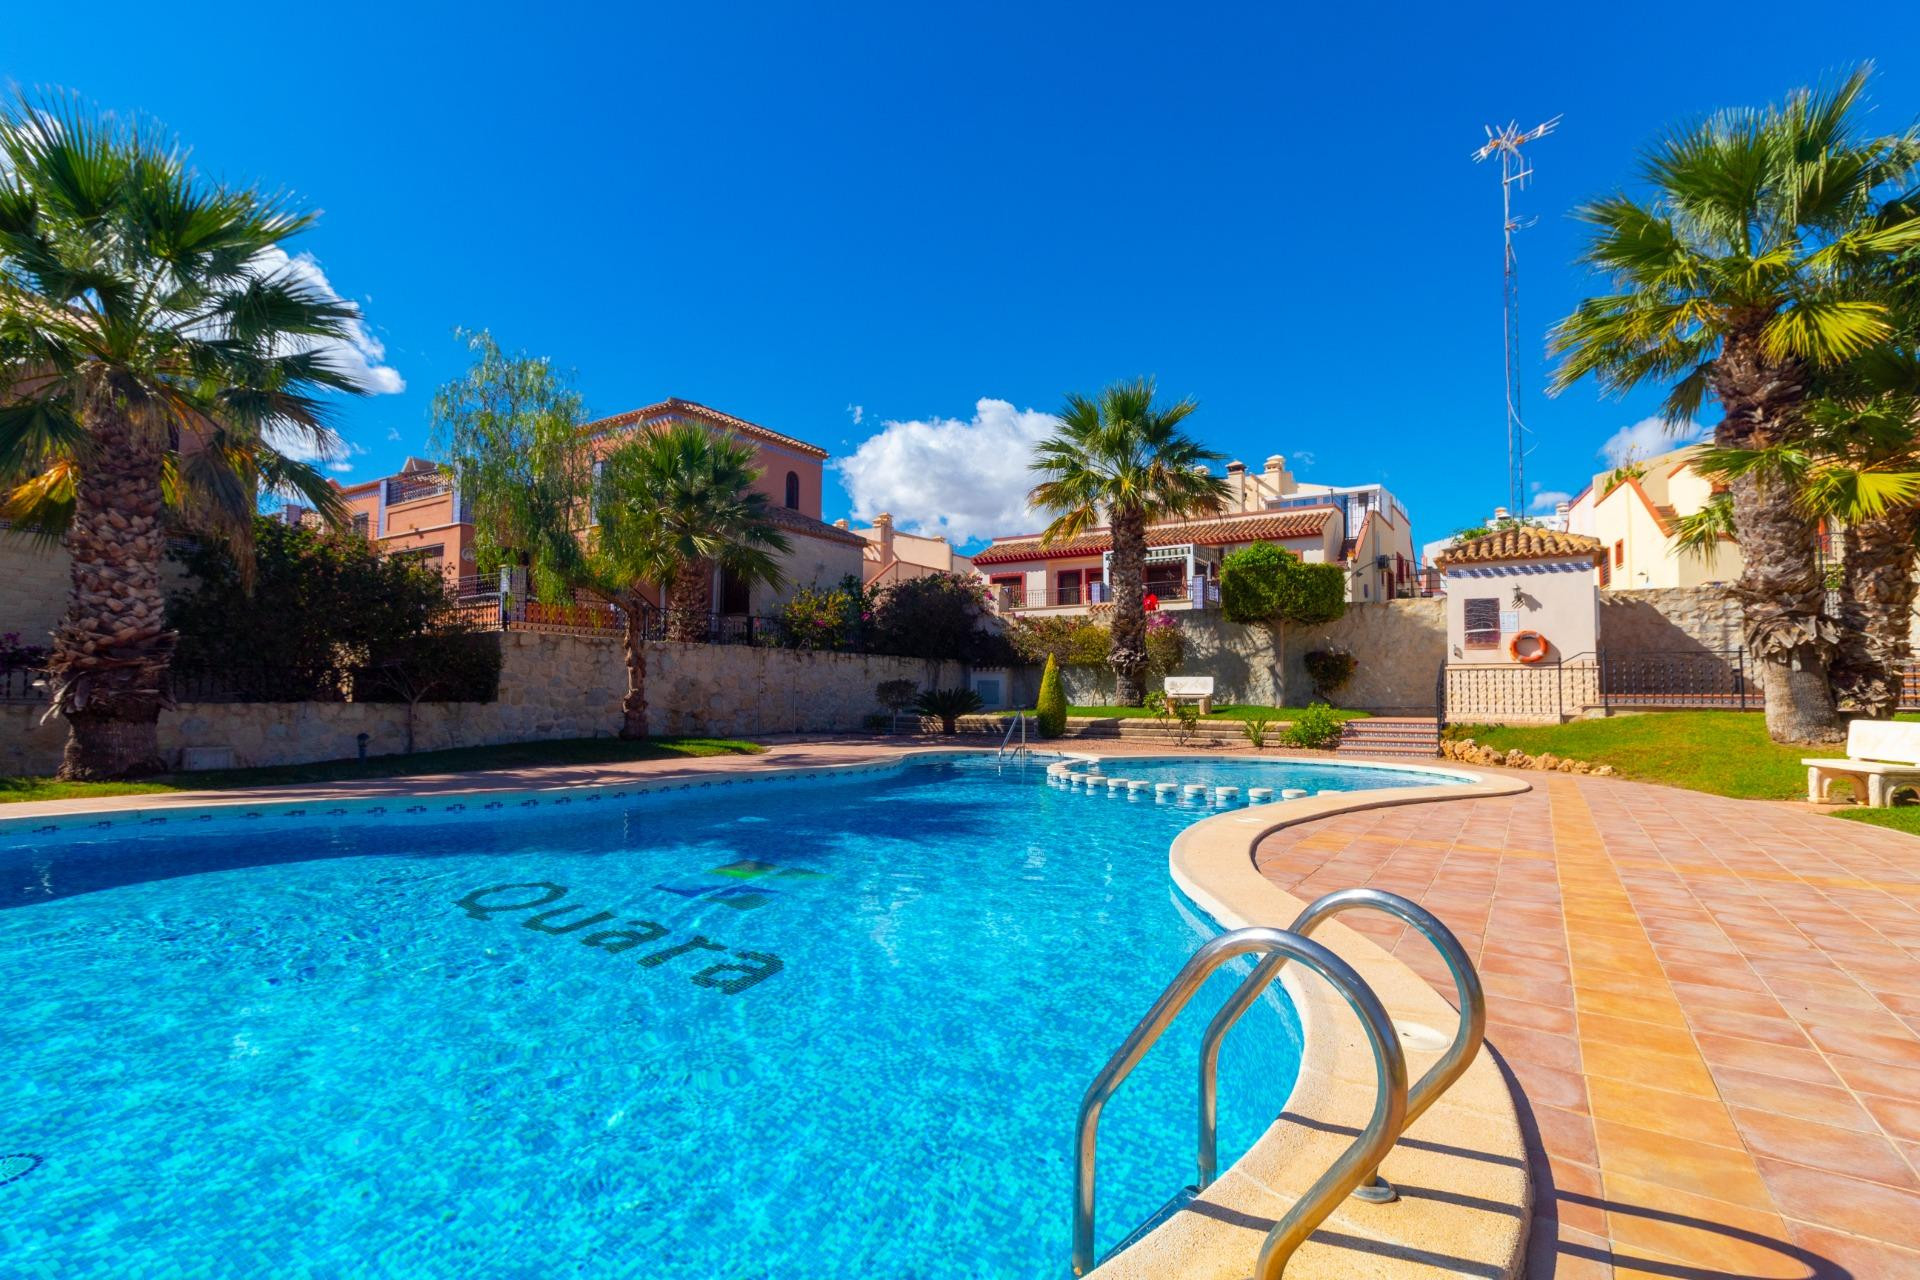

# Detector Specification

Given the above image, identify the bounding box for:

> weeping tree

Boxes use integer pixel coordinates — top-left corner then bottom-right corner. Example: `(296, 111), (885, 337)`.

(1028, 378), (1227, 705)
(0, 96), (371, 778)
(1551, 67), (1920, 743)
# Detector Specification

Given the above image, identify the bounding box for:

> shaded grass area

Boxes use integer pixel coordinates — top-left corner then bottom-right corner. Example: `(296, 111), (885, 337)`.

(1454, 710), (1920, 804)
(0, 736), (765, 805)
(1050, 704), (1371, 722)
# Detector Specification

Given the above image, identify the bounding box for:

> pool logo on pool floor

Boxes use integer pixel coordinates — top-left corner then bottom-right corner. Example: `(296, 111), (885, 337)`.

(653, 859), (825, 911)
(455, 883), (782, 995)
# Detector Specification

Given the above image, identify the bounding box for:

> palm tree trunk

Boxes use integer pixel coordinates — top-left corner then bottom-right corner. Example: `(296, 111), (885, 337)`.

(1714, 329), (1844, 744)
(665, 561), (713, 643)
(1831, 509), (1919, 720)
(46, 408), (175, 779)
(619, 595), (649, 738)
(1107, 506), (1149, 705)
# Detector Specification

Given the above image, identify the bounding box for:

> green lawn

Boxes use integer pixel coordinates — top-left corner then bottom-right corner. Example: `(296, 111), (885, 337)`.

(1045, 704), (1371, 722)
(1450, 711), (1914, 802)
(0, 735), (765, 805)
(1835, 806), (1920, 836)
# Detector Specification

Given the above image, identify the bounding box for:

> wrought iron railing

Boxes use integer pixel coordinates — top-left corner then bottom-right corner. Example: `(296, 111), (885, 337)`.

(1600, 649), (1750, 710)
(0, 666), (46, 703)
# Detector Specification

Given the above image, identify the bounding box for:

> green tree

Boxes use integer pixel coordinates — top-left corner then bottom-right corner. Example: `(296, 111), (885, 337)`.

(1029, 378), (1227, 705)
(584, 424), (789, 735)
(1549, 68), (1920, 743)
(430, 329), (594, 599)
(1034, 654), (1066, 737)
(0, 97), (372, 777)
(1220, 542), (1347, 627)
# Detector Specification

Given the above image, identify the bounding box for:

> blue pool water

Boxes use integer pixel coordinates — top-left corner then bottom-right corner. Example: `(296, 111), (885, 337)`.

(0, 754), (1452, 1279)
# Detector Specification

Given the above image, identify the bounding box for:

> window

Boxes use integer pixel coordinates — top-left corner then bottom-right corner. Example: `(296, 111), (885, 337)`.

(989, 574), (1025, 607)
(1597, 557), (1611, 588)
(1464, 597), (1501, 650)
(785, 471), (801, 510)
(1614, 539), (1625, 568)
(1056, 569), (1083, 605)
(351, 512), (370, 539)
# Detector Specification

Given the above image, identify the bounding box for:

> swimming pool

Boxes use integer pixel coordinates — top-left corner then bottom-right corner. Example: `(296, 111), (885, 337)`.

(0, 753), (1456, 1279)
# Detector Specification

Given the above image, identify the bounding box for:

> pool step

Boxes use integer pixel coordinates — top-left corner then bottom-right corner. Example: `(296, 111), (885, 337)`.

(1335, 717), (1441, 759)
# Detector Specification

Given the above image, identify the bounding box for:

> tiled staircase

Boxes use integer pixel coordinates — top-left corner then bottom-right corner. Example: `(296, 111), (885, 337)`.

(1335, 717), (1441, 759)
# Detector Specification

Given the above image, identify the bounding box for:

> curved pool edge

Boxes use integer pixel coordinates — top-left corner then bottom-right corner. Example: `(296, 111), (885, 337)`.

(1086, 760), (1536, 1280)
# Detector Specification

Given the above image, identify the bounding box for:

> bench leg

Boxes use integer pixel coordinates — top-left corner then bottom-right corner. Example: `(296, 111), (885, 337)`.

(1807, 766), (1827, 804)
(1868, 774), (1891, 808)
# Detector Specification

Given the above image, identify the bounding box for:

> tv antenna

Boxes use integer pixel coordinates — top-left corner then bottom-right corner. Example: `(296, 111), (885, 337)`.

(1473, 116), (1559, 518)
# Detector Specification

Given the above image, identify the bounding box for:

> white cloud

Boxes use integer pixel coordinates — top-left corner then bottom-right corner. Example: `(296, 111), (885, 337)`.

(832, 398), (1059, 544)
(248, 245), (405, 396)
(386, 427), (403, 443)
(1598, 416), (1706, 468)
(327, 461), (354, 473)
(1529, 488), (1573, 513)
(1291, 450), (1316, 468)
(846, 403), (864, 426)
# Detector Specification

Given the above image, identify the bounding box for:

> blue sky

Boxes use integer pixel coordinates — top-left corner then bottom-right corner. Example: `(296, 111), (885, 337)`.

(9, 3), (1919, 552)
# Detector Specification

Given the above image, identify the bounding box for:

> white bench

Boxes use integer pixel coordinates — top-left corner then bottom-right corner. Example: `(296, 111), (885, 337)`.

(1164, 675), (1214, 716)
(1805, 720), (1920, 806)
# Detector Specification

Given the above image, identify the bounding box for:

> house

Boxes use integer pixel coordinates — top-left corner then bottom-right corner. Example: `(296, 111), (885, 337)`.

(304, 399), (863, 615)
(834, 512), (975, 587)
(1562, 444), (1740, 589)
(972, 454), (1418, 614)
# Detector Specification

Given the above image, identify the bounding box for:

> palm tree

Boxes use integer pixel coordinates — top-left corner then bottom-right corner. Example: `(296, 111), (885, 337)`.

(586, 423), (789, 734)
(1029, 378), (1227, 705)
(0, 97), (369, 777)
(1551, 68), (1920, 743)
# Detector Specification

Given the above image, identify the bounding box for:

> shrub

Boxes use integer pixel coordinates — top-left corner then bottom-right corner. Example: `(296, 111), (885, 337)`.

(780, 578), (869, 651)
(1034, 655), (1067, 737)
(1220, 541), (1346, 628)
(1242, 713), (1276, 750)
(913, 686), (985, 734)
(868, 572), (1002, 662)
(1143, 611), (1184, 677)
(1282, 702), (1345, 750)
(1303, 649), (1357, 702)
(1005, 614), (1109, 667)
(1170, 699), (1202, 746)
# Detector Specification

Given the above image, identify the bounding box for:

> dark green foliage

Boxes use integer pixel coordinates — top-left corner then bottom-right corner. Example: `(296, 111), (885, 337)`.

(1034, 655), (1066, 737)
(913, 686), (985, 734)
(780, 576), (873, 651)
(1221, 541), (1347, 627)
(168, 517), (495, 702)
(869, 572), (1010, 663)
(1005, 615), (1109, 666)
(1303, 649), (1357, 702)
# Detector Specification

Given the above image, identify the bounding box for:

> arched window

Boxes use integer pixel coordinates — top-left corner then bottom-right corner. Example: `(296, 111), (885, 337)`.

(785, 471), (801, 509)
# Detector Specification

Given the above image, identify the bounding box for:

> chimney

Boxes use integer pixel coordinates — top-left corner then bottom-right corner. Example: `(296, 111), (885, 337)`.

(1262, 454), (1293, 501)
(832, 518), (849, 529)
(874, 511), (895, 561)
(1493, 506), (1510, 521)
(1225, 460), (1246, 510)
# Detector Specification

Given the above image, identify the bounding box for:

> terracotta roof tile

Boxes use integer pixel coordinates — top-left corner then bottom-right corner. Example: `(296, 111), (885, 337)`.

(580, 398), (829, 459)
(767, 504), (866, 547)
(972, 507), (1334, 566)
(1434, 525), (1604, 568)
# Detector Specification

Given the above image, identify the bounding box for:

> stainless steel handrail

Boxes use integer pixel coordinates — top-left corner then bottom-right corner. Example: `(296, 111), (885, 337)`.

(1196, 888), (1485, 1195)
(1071, 926), (1407, 1278)
(997, 711), (1028, 759)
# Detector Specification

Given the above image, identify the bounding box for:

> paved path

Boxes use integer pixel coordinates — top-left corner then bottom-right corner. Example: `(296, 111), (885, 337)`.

(1255, 772), (1920, 1278)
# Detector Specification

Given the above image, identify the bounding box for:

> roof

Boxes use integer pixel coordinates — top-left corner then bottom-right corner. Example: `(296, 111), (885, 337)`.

(579, 397), (829, 460)
(1434, 525), (1605, 568)
(971, 507), (1335, 566)
(767, 504), (866, 547)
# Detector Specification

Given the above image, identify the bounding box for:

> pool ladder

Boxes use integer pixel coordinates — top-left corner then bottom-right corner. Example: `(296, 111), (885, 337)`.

(1071, 888), (1486, 1278)
(997, 711), (1030, 760)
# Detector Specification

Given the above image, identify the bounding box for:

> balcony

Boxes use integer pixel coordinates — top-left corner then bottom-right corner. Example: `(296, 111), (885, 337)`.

(991, 578), (1220, 616)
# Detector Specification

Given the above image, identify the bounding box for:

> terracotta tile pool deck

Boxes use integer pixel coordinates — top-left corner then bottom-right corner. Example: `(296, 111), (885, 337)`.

(1255, 768), (1920, 1279)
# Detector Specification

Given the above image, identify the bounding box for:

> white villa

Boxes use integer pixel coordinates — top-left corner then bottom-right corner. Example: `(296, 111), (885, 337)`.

(1562, 444), (1741, 589)
(973, 454), (1419, 615)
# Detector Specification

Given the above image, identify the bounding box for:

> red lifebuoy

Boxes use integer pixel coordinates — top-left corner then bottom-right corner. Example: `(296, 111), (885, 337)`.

(1509, 631), (1549, 664)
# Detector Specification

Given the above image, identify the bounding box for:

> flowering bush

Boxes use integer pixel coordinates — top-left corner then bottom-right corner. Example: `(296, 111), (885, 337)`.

(779, 576), (871, 651)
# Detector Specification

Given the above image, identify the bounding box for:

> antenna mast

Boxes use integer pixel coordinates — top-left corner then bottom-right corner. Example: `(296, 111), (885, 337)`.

(1473, 116), (1559, 518)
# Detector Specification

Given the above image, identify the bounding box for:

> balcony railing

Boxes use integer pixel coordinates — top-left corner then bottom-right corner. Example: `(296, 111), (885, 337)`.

(991, 578), (1220, 612)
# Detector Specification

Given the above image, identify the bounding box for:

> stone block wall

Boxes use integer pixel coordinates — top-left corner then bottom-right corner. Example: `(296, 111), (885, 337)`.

(1286, 599), (1446, 714)
(1059, 612), (1283, 706)
(0, 630), (967, 774)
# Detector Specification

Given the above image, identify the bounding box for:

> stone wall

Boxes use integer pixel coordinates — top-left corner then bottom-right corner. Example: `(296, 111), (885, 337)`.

(1286, 599), (1447, 714)
(0, 630), (966, 774)
(1059, 612), (1284, 706)
(1599, 586), (1747, 655)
